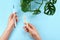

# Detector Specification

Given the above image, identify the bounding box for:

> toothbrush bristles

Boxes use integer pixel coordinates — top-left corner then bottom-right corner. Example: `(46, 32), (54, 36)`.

(24, 16), (28, 26)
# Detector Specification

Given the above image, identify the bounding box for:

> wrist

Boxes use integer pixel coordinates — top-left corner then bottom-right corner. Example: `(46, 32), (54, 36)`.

(8, 24), (15, 28)
(7, 25), (14, 31)
(35, 35), (41, 40)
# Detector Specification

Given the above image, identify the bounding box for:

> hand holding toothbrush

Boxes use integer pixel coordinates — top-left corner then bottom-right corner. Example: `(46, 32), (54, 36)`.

(24, 17), (41, 40)
(1, 12), (18, 40)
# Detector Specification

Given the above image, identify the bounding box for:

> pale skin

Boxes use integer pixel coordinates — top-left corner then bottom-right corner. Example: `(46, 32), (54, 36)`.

(0, 13), (18, 40)
(0, 12), (41, 40)
(24, 23), (41, 40)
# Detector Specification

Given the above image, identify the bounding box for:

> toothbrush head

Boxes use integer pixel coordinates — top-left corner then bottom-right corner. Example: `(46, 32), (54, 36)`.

(24, 16), (28, 24)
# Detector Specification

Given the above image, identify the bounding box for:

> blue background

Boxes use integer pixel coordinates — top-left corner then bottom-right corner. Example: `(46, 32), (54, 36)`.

(0, 0), (60, 40)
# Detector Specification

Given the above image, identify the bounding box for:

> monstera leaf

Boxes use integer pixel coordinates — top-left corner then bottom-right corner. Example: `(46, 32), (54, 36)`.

(20, 0), (57, 15)
(44, 2), (56, 15)
(50, 0), (57, 4)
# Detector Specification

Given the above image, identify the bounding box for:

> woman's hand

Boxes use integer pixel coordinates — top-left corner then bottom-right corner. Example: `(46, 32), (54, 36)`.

(8, 12), (18, 28)
(24, 23), (41, 40)
(1, 12), (18, 40)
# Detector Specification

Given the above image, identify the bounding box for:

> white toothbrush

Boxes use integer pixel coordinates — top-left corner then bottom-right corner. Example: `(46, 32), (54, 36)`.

(13, 5), (16, 28)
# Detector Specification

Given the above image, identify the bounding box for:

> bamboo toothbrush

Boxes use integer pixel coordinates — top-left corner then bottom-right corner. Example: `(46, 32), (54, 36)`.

(24, 16), (28, 26)
(24, 16), (32, 35)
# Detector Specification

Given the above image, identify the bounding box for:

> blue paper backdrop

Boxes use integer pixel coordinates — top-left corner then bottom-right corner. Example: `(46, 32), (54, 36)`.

(0, 0), (60, 40)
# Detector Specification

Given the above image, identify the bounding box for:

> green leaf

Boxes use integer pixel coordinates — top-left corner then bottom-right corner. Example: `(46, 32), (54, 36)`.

(33, 9), (41, 15)
(50, 0), (57, 4)
(20, 0), (57, 15)
(44, 2), (56, 15)
(21, 0), (33, 12)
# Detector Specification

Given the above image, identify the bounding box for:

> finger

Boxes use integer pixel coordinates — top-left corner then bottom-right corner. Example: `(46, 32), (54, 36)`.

(24, 26), (33, 36)
(13, 13), (18, 22)
(24, 23), (34, 29)
(12, 12), (16, 18)
(9, 14), (14, 20)
(9, 12), (16, 20)
(13, 13), (16, 20)
(16, 15), (18, 22)
(24, 26), (29, 32)
(24, 23), (31, 30)
(24, 24), (32, 32)
(28, 23), (35, 29)
(13, 13), (18, 20)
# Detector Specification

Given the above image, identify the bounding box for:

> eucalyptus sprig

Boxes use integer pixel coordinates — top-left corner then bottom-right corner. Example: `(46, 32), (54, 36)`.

(20, 0), (57, 15)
